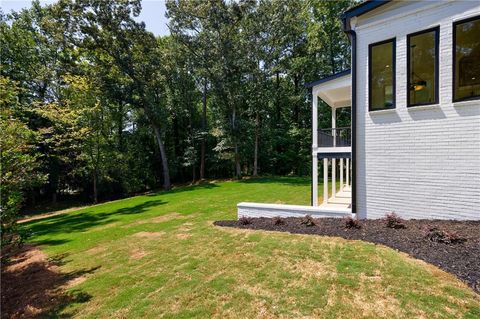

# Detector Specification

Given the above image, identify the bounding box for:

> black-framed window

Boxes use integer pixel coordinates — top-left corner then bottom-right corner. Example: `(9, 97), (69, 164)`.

(369, 38), (396, 111)
(407, 27), (439, 107)
(453, 15), (480, 102)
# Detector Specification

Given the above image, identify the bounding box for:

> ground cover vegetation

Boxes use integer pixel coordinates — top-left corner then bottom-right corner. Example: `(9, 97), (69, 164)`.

(217, 214), (480, 293)
(1, 0), (353, 247)
(2, 177), (479, 318)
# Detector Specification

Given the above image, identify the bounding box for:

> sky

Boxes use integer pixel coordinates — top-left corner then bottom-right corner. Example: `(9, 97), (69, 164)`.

(0, 0), (170, 36)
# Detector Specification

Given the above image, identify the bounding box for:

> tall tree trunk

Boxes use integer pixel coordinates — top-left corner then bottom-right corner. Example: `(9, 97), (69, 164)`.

(52, 192), (57, 205)
(234, 141), (241, 179)
(232, 105), (241, 179)
(200, 78), (207, 180)
(117, 100), (124, 151)
(172, 115), (184, 181)
(93, 170), (98, 204)
(330, 35), (336, 74)
(275, 71), (281, 122)
(253, 112), (259, 176)
(293, 75), (299, 124)
(152, 124), (171, 190)
(143, 103), (172, 190)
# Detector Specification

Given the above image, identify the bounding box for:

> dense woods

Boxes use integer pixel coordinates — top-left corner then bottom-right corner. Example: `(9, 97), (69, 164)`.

(1, 0), (353, 244)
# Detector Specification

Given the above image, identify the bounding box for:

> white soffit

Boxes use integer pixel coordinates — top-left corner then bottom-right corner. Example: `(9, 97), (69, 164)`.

(313, 74), (351, 108)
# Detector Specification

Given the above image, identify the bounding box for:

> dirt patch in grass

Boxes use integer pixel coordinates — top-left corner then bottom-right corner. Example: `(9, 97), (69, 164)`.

(132, 212), (193, 226)
(1, 245), (95, 318)
(130, 249), (148, 260)
(175, 233), (192, 240)
(215, 217), (480, 293)
(132, 231), (165, 238)
(147, 212), (182, 223)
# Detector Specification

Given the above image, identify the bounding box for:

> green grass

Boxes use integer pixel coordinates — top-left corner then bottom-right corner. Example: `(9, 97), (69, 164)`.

(23, 177), (480, 318)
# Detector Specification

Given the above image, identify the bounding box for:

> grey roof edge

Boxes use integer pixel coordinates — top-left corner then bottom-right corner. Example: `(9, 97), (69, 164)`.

(305, 69), (351, 88)
(341, 0), (391, 22)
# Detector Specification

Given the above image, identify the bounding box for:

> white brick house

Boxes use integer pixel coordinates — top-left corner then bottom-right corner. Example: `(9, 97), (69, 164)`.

(238, 0), (480, 220)
(311, 0), (480, 220)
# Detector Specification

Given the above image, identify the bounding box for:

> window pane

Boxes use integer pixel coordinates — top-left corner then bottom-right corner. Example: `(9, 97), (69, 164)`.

(370, 41), (394, 110)
(409, 30), (437, 105)
(454, 17), (480, 101)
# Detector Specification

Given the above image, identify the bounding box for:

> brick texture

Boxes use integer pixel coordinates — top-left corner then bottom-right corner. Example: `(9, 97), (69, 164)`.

(354, 1), (480, 220)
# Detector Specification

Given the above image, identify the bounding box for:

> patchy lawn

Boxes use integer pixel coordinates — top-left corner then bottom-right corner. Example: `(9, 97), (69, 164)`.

(3, 177), (480, 318)
(216, 217), (480, 293)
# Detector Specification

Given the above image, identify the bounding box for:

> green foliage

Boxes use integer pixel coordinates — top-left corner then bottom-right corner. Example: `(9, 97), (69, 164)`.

(20, 178), (479, 317)
(1, 0), (356, 236)
(0, 77), (45, 249)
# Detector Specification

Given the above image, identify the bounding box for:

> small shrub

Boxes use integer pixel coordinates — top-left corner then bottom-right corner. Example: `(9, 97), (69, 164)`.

(384, 212), (406, 229)
(300, 215), (316, 227)
(344, 216), (361, 229)
(239, 216), (252, 225)
(272, 216), (285, 226)
(424, 226), (465, 244)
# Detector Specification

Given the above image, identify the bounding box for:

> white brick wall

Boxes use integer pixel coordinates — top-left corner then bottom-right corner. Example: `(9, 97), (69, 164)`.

(354, 1), (480, 220)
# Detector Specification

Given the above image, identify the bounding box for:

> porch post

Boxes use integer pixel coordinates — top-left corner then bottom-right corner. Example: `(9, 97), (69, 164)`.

(346, 158), (350, 187)
(312, 157), (318, 206)
(340, 158), (344, 192)
(332, 159), (336, 199)
(331, 107), (336, 198)
(323, 158), (328, 204)
(312, 94), (318, 206)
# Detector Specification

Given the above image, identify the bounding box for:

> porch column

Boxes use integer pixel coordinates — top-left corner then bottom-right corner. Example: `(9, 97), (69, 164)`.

(312, 94), (318, 206)
(346, 158), (350, 187)
(312, 157), (318, 206)
(332, 159), (336, 199)
(331, 107), (336, 198)
(323, 158), (328, 204)
(340, 158), (344, 192)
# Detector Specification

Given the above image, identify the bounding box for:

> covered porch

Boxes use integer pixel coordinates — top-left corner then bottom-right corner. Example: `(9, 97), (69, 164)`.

(236, 70), (353, 220)
(309, 70), (353, 213)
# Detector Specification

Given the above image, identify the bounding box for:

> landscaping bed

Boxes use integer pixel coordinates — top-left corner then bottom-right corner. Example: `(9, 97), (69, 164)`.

(215, 216), (480, 293)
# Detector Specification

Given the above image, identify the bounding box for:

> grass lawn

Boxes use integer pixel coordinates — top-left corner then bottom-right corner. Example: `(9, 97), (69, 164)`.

(22, 177), (480, 318)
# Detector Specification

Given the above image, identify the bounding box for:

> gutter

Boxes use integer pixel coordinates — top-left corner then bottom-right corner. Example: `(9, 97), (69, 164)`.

(342, 17), (358, 218)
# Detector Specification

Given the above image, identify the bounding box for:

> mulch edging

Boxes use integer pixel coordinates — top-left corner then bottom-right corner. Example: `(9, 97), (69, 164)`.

(214, 217), (480, 293)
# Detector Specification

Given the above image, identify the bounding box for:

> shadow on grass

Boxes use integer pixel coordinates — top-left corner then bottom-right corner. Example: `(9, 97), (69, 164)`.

(147, 181), (219, 197)
(24, 199), (166, 238)
(238, 176), (311, 186)
(1, 245), (98, 318)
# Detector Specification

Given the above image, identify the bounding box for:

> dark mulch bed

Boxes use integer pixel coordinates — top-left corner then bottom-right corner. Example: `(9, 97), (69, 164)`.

(214, 216), (480, 293)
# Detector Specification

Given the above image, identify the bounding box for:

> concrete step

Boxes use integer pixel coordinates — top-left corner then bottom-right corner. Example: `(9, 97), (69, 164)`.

(328, 196), (351, 205)
(335, 190), (351, 198)
(319, 202), (351, 210)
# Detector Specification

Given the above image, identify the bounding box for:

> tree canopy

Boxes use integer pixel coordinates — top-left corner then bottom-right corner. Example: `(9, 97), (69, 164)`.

(1, 0), (354, 245)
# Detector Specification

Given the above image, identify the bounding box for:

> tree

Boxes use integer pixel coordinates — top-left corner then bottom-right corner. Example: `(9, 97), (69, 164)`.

(0, 0), (356, 222)
(0, 77), (45, 250)
(57, 0), (172, 189)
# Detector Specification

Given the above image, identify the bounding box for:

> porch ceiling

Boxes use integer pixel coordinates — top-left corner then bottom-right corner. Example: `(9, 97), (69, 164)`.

(312, 73), (351, 108)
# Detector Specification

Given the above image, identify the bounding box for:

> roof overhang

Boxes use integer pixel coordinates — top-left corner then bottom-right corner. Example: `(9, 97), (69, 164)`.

(341, 0), (391, 30)
(310, 71), (351, 108)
